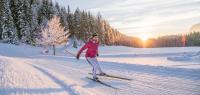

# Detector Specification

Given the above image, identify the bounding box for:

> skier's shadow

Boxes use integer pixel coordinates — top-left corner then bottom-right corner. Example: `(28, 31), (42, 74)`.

(81, 77), (99, 88)
(81, 77), (125, 89)
(31, 65), (77, 95)
(0, 88), (63, 95)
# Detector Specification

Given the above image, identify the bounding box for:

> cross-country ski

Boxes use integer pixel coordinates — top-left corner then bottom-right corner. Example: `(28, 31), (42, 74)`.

(88, 73), (132, 81)
(86, 77), (118, 89)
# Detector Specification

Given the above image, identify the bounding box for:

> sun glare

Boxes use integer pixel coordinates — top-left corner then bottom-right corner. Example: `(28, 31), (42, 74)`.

(140, 34), (149, 41)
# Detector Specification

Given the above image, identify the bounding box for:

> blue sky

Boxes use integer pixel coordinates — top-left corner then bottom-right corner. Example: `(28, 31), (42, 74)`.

(54, 0), (200, 38)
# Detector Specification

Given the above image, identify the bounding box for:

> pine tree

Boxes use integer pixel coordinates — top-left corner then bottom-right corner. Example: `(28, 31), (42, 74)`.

(9, 0), (21, 41)
(87, 12), (91, 34)
(0, 0), (3, 40)
(39, 16), (70, 55)
(73, 8), (81, 40)
(38, 0), (49, 25)
(73, 40), (77, 48)
(15, 0), (31, 43)
(80, 11), (89, 42)
(95, 12), (104, 44)
(67, 5), (74, 37)
(30, 0), (40, 45)
(1, 0), (18, 43)
(38, 0), (55, 23)
(49, 0), (55, 19)
(60, 7), (68, 31)
(54, 2), (60, 14)
(23, 0), (32, 43)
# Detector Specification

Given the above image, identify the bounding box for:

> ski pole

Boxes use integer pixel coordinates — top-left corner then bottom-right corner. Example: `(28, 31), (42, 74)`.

(65, 49), (76, 57)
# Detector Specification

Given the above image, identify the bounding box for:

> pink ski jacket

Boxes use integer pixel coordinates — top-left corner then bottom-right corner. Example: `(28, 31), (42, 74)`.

(77, 40), (99, 58)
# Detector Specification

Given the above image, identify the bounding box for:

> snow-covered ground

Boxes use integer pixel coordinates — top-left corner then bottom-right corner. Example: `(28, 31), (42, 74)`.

(0, 43), (200, 95)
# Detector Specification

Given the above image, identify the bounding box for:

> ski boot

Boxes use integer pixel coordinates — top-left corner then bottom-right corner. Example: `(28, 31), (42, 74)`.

(93, 77), (99, 81)
(99, 72), (106, 76)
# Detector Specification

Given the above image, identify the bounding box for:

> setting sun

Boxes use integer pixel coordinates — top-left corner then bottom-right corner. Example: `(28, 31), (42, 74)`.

(139, 34), (149, 41)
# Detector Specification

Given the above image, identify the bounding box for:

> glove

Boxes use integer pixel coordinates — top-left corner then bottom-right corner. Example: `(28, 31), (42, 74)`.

(97, 53), (99, 57)
(76, 54), (80, 60)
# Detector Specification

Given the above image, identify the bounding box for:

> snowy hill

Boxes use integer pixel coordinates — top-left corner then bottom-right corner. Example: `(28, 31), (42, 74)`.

(0, 43), (200, 95)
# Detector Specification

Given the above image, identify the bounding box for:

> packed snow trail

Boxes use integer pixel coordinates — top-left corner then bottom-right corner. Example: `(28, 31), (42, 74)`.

(0, 56), (78, 95)
(0, 43), (200, 95)
(31, 57), (200, 95)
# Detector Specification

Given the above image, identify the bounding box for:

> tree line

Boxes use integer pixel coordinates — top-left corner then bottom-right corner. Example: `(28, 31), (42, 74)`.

(0, 0), (135, 47)
(141, 32), (200, 48)
(0, 0), (199, 48)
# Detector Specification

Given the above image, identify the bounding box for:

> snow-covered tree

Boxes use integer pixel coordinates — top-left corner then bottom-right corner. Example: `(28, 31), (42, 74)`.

(73, 8), (81, 39)
(0, 1), (3, 40)
(39, 15), (70, 55)
(60, 7), (68, 31)
(1, 0), (18, 43)
(80, 11), (88, 42)
(29, 0), (40, 45)
(54, 2), (60, 14)
(95, 12), (104, 44)
(17, 0), (32, 43)
(66, 5), (74, 37)
(38, 0), (55, 25)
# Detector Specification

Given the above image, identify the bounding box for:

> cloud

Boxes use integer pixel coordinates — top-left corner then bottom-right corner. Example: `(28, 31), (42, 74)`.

(55, 0), (200, 37)
(90, 0), (200, 37)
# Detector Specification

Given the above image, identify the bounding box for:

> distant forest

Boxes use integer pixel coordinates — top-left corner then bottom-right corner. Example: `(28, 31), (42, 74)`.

(139, 32), (200, 48)
(0, 0), (200, 48)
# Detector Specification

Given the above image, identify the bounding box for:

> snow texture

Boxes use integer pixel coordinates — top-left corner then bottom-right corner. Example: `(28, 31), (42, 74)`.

(0, 43), (200, 95)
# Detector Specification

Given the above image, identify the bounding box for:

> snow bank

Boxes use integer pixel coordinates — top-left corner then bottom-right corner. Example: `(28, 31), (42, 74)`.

(167, 51), (200, 61)
(99, 46), (200, 55)
(0, 43), (41, 57)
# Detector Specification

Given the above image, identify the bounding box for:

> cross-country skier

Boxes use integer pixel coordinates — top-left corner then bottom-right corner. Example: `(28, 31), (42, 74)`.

(76, 33), (105, 80)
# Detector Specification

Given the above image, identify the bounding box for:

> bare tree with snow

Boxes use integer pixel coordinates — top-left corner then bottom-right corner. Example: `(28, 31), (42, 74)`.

(39, 15), (70, 55)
